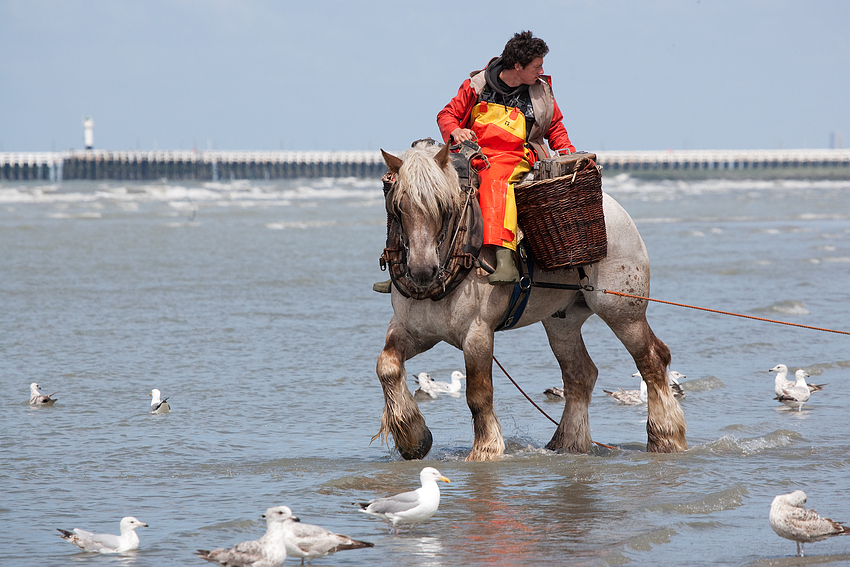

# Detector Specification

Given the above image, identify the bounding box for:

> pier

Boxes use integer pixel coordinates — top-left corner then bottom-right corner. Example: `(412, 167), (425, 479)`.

(1, 148), (849, 182)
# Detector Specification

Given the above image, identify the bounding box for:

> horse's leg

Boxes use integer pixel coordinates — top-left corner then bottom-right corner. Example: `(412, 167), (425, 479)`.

(593, 301), (687, 452)
(463, 328), (505, 461)
(375, 320), (435, 460)
(541, 308), (597, 453)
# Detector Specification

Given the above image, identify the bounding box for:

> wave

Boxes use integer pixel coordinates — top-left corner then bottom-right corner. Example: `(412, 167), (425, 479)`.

(0, 178), (383, 207)
(603, 173), (850, 196)
(697, 430), (802, 456)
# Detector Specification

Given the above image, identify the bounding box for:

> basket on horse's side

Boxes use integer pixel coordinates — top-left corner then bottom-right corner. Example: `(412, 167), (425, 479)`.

(515, 154), (607, 270)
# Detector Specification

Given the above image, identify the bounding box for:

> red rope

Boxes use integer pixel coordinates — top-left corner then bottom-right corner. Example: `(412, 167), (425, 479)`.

(601, 290), (850, 336)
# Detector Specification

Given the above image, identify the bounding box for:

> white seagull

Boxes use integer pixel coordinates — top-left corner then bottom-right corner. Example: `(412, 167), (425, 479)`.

(429, 371), (466, 396)
(770, 490), (850, 557)
(632, 370), (687, 399)
(57, 516), (148, 553)
(197, 506), (293, 567)
(281, 512), (373, 565)
(412, 373), (440, 400)
(543, 386), (565, 401)
(775, 369), (811, 411)
(29, 383), (58, 406)
(358, 467), (450, 533)
(769, 364), (826, 397)
(149, 388), (170, 414)
(604, 378), (647, 405)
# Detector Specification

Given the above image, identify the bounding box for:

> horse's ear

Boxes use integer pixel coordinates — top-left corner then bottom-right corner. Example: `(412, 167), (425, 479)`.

(434, 144), (450, 169)
(381, 149), (403, 174)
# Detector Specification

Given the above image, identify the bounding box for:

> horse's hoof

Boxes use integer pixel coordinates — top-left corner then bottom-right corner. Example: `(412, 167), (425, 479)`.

(399, 428), (432, 460)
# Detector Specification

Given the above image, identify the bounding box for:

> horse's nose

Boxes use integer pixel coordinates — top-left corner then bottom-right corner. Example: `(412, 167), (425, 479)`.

(408, 263), (438, 288)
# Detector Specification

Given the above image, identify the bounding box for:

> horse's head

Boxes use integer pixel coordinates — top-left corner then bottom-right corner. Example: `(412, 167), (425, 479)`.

(381, 142), (463, 290)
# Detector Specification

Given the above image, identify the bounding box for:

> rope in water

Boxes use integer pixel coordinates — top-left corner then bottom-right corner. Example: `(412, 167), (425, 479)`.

(600, 290), (850, 336)
(492, 355), (617, 450)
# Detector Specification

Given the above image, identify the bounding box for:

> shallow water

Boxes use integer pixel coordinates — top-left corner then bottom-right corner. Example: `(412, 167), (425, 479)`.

(2, 175), (850, 566)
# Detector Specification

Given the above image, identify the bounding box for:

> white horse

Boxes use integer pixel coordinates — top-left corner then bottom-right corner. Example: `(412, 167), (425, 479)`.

(375, 142), (686, 461)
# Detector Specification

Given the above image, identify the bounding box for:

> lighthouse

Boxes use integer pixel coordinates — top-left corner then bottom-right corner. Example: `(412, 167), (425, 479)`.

(83, 116), (94, 150)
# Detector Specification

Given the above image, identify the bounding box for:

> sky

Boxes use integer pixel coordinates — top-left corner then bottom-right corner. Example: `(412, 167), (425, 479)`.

(1, 0), (848, 153)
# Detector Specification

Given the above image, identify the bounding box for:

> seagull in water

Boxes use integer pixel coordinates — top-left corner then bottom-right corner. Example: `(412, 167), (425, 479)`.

(632, 370), (688, 399)
(149, 388), (170, 414)
(197, 506), (293, 567)
(358, 467), (450, 533)
(29, 383), (57, 406)
(769, 364), (826, 397)
(281, 511), (373, 565)
(543, 386), (565, 401)
(770, 490), (850, 557)
(57, 516), (148, 553)
(412, 373), (440, 400)
(775, 369), (811, 411)
(428, 371), (466, 397)
(604, 378), (647, 405)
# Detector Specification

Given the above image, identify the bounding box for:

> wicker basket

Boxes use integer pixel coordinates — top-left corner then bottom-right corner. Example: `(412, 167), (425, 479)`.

(514, 163), (607, 269)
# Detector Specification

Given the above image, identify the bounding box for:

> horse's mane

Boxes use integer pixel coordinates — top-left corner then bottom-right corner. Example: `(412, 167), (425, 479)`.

(392, 142), (462, 220)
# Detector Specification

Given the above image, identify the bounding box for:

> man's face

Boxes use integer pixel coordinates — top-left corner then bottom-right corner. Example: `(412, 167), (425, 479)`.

(516, 57), (544, 85)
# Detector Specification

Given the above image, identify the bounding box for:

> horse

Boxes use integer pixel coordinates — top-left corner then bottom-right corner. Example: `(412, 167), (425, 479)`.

(375, 141), (687, 461)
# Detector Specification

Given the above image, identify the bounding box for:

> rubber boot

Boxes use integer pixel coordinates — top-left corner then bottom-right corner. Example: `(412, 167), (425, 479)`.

(373, 279), (392, 293)
(488, 246), (520, 285)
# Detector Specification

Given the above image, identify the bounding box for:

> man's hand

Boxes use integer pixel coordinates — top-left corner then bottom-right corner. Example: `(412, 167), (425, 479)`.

(450, 128), (477, 143)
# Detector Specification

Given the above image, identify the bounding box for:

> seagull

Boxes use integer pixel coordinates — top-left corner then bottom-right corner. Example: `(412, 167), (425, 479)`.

(770, 490), (850, 557)
(197, 506), (293, 567)
(358, 467), (450, 533)
(281, 513), (373, 565)
(667, 370), (688, 399)
(604, 378), (647, 405)
(543, 386), (565, 401)
(412, 373), (439, 400)
(29, 383), (57, 406)
(775, 369), (811, 411)
(57, 516), (148, 553)
(149, 388), (170, 414)
(429, 371), (466, 396)
(769, 364), (826, 397)
(632, 370), (687, 399)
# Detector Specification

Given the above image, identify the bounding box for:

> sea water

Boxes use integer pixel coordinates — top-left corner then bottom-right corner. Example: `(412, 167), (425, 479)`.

(1, 174), (849, 566)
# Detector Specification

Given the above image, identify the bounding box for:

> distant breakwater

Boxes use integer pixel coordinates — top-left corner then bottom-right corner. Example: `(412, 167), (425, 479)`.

(2, 148), (849, 182)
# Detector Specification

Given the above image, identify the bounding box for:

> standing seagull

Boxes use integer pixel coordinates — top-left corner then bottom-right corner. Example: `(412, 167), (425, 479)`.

(429, 371), (466, 397)
(281, 511), (373, 564)
(149, 389), (170, 414)
(775, 370), (811, 411)
(29, 383), (57, 406)
(769, 364), (826, 397)
(197, 506), (293, 567)
(770, 490), (849, 557)
(57, 516), (148, 553)
(358, 467), (450, 533)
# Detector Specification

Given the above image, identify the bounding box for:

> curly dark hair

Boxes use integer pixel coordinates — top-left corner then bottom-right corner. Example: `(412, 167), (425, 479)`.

(500, 30), (549, 69)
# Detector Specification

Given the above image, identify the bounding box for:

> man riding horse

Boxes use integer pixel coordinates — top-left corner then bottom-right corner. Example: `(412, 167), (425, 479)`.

(374, 30), (575, 292)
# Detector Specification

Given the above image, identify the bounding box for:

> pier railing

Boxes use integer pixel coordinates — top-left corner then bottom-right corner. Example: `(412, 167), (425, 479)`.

(2, 148), (849, 181)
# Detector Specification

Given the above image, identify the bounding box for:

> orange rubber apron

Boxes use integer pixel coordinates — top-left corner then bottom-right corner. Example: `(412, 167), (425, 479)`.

(469, 100), (535, 251)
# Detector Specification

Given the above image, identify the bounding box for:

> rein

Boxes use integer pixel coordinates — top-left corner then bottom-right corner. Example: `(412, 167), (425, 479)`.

(379, 141), (485, 301)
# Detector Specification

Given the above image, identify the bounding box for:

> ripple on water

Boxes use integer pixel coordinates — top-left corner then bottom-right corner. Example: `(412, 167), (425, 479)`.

(647, 486), (748, 515)
(698, 430), (802, 456)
